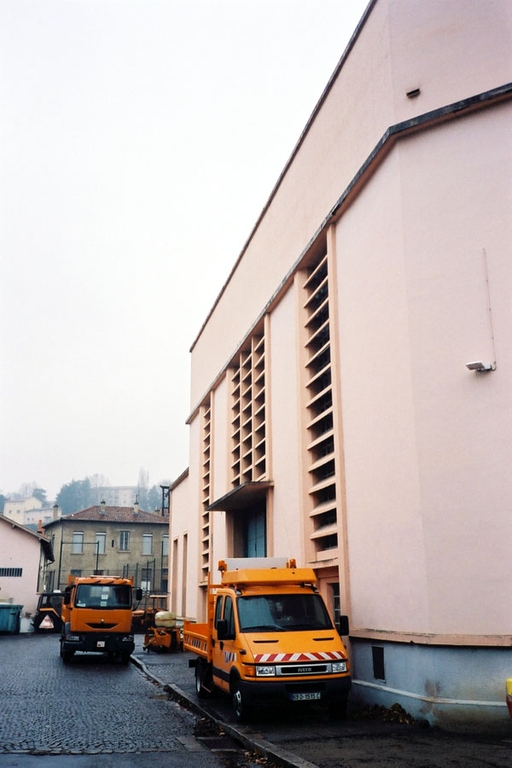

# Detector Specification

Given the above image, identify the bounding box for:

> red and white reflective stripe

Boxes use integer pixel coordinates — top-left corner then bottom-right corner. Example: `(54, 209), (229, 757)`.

(254, 650), (345, 663)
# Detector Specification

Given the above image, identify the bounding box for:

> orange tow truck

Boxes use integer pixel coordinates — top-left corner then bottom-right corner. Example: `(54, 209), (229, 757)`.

(60, 575), (142, 663)
(184, 557), (351, 721)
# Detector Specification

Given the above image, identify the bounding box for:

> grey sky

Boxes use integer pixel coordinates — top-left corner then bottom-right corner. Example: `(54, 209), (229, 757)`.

(0, 0), (369, 500)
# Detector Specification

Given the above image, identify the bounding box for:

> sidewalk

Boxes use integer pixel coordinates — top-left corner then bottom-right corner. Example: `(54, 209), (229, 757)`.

(130, 634), (318, 768)
(131, 633), (197, 696)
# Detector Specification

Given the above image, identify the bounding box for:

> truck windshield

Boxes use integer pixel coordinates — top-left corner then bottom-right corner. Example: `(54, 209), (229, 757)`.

(75, 584), (132, 609)
(237, 594), (333, 632)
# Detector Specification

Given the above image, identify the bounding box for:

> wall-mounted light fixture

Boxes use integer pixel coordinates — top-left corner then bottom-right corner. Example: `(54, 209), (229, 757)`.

(465, 361), (495, 373)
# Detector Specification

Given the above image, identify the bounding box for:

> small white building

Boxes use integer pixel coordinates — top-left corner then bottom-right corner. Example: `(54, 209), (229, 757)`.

(0, 514), (54, 625)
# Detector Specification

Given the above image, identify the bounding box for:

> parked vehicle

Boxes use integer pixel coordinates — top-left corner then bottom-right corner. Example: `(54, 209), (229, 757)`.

(143, 610), (183, 653)
(60, 575), (142, 663)
(184, 557), (351, 721)
(132, 593), (167, 633)
(32, 591), (63, 633)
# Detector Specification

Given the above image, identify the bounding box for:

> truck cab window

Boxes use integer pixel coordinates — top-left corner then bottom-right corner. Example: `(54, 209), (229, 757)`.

(238, 594), (333, 632)
(75, 584), (132, 609)
(214, 595), (223, 629)
(224, 596), (235, 637)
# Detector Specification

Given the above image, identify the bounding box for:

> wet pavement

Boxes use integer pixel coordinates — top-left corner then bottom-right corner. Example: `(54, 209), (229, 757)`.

(0, 633), (259, 768)
(131, 635), (313, 768)
(131, 635), (512, 768)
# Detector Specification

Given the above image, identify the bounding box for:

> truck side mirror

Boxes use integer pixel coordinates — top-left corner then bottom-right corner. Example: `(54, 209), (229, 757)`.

(217, 619), (228, 640)
(338, 615), (350, 636)
(63, 591), (71, 606)
(135, 588), (143, 601)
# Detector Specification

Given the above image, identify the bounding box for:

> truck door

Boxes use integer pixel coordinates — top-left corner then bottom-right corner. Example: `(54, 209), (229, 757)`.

(212, 594), (237, 694)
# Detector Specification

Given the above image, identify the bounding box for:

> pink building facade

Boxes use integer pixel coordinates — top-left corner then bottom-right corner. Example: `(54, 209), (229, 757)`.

(169, 0), (512, 727)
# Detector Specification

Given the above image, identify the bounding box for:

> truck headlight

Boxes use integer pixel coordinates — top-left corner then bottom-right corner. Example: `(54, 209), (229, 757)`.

(121, 635), (134, 642)
(255, 665), (275, 677)
(332, 661), (347, 673)
(66, 634), (80, 642)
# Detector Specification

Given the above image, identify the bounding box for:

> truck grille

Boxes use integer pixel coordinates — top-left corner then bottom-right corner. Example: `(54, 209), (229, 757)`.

(277, 663), (330, 676)
(86, 623), (117, 629)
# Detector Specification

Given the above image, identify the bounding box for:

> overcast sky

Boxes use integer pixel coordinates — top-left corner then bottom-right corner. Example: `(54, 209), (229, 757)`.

(0, 0), (369, 502)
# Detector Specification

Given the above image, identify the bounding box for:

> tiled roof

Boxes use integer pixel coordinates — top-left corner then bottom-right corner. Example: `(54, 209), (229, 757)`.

(44, 505), (169, 526)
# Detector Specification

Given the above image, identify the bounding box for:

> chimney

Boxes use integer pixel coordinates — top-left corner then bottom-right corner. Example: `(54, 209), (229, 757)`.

(37, 519), (44, 534)
(52, 504), (59, 520)
(99, 500), (106, 515)
(133, 499), (139, 516)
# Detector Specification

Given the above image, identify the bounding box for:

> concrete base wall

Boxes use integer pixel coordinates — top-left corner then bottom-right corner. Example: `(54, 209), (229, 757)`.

(350, 639), (511, 731)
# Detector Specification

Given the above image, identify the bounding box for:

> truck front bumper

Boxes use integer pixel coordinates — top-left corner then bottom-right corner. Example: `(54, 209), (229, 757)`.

(238, 675), (351, 707)
(61, 631), (135, 655)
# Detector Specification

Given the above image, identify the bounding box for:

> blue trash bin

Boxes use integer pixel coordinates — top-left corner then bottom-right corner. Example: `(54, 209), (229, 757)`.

(0, 604), (23, 634)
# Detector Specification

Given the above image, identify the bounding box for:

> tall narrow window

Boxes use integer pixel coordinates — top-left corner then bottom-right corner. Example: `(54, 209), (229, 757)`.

(200, 398), (212, 583)
(141, 566), (152, 592)
(244, 505), (266, 557)
(142, 533), (153, 555)
(230, 329), (266, 487)
(302, 252), (338, 557)
(72, 532), (84, 554)
(95, 532), (106, 555)
(162, 534), (169, 556)
(119, 531), (130, 551)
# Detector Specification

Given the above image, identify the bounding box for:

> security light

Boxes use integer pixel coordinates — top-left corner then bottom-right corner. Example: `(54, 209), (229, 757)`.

(465, 361), (494, 372)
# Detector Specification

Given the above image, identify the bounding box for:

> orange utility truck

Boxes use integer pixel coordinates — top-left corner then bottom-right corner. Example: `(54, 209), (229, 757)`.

(60, 575), (142, 663)
(184, 558), (351, 721)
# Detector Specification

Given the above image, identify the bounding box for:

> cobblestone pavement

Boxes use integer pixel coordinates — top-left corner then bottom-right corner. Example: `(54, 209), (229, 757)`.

(0, 634), (254, 767)
(3, 633), (512, 768)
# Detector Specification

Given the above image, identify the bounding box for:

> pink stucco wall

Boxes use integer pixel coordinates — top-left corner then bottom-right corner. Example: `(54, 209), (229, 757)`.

(337, 102), (512, 636)
(176, 0), (512, 669)
(189, 0), (512, 410)
(0, 520), (41, 618)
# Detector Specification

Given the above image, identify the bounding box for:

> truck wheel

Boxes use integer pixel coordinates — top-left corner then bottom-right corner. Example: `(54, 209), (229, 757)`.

(195, 660), (211, 698)
(60, 647), (74, 663)
(231, 676), (252, 723)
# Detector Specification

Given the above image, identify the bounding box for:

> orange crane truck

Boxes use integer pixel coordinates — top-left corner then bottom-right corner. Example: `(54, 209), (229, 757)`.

(60, 575), (142, 663)
(184, 557), (351, 721)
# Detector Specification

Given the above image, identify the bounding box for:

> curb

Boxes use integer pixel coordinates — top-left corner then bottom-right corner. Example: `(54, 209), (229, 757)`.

(131, 654), (319, 768)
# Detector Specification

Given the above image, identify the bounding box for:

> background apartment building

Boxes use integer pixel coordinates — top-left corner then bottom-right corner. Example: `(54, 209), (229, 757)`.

(168, 0), (512, 727)
(89, 486), (138, 507)
(43, 503), (169, 593)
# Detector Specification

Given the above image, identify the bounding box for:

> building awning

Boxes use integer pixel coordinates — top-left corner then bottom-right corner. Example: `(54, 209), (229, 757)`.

(207, 482), (273, 511)
(40, 537), (55, 563)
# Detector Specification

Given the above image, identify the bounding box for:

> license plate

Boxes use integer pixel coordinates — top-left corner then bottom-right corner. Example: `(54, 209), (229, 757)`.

(290, 692), (321, 701)
(97, 641), (105, 648)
